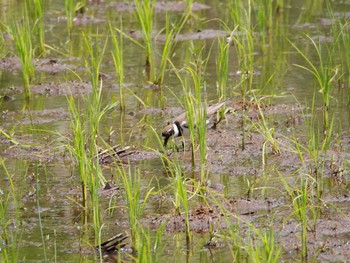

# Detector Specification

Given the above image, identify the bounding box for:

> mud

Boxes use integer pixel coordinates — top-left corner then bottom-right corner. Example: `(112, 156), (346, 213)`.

(2, 97), (348, 261)
(107, 1), (210, 13)
(0, 56), (75, 74)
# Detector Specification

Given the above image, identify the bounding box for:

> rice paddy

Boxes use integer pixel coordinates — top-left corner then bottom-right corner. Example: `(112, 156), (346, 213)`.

(1, 0), (350, 262)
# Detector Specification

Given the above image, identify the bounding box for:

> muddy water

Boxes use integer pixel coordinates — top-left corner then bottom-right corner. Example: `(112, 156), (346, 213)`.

(1, 0), (350, 262)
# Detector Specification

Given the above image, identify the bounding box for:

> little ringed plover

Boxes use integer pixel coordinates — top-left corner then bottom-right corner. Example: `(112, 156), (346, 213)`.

(162, 101), (226, 146)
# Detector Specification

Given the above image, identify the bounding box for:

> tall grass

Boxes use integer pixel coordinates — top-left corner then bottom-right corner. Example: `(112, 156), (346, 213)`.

(169, 43), (212, 185)
(66, 87), (116, 243)
(188, 66), (208, 185)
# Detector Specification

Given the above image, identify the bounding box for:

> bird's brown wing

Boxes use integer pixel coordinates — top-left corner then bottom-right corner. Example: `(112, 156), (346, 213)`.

(173, 111), (187, 124)
(206, 101), (226, 117)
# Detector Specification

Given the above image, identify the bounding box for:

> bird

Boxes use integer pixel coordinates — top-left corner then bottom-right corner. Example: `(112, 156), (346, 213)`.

(162, 101), (226, 147)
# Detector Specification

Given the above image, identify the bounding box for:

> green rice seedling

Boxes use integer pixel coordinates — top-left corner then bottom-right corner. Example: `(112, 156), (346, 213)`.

(110, 21), (125, 110)
(252, 96), (280, 169)
(0, 129), (20, 145)
(280, 172), (310, 261)
(8, 14), (35, 98)
(154, 10), (190, 86)
(154, 18), (175, 86)
(66, 94), (89, 212)
(335, 20), (350, 102)
(136, 219), (167, 262)
(209, 190), (281, 262)
(246, 226), (281, 263)
(183, 68), (209, 185)
(65, 33), (117, 238)
(304, 97), (334, 200)
(29, 0), (45, 54)
(173, 164), (192, 244)
(145, 125), (195, 245)
(66, 90), (116, 240)
(64, 0), (75, 31)
(170, 45), (212, 184)
(226, 9), (255, 150)
(290, 36), (338, 132)
(35, 164), (48, 262)
(191, 68), (209, 185)
(229, 0), (251, 30)
(216, 35), (230, 101)
(130, 0), (190, 85)
(0, 159), (21, 263)
(115, 164), (153, 252)
(137, 227), (153, 262)
(254, 0), (275, 49)
(133, 0), (156, 81)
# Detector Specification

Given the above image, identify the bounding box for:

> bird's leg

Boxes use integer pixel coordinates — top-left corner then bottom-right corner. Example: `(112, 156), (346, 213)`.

(213, 107), (233, 129)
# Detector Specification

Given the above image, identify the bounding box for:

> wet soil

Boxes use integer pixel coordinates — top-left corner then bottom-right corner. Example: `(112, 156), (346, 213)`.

(2, 95), (349, 261)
